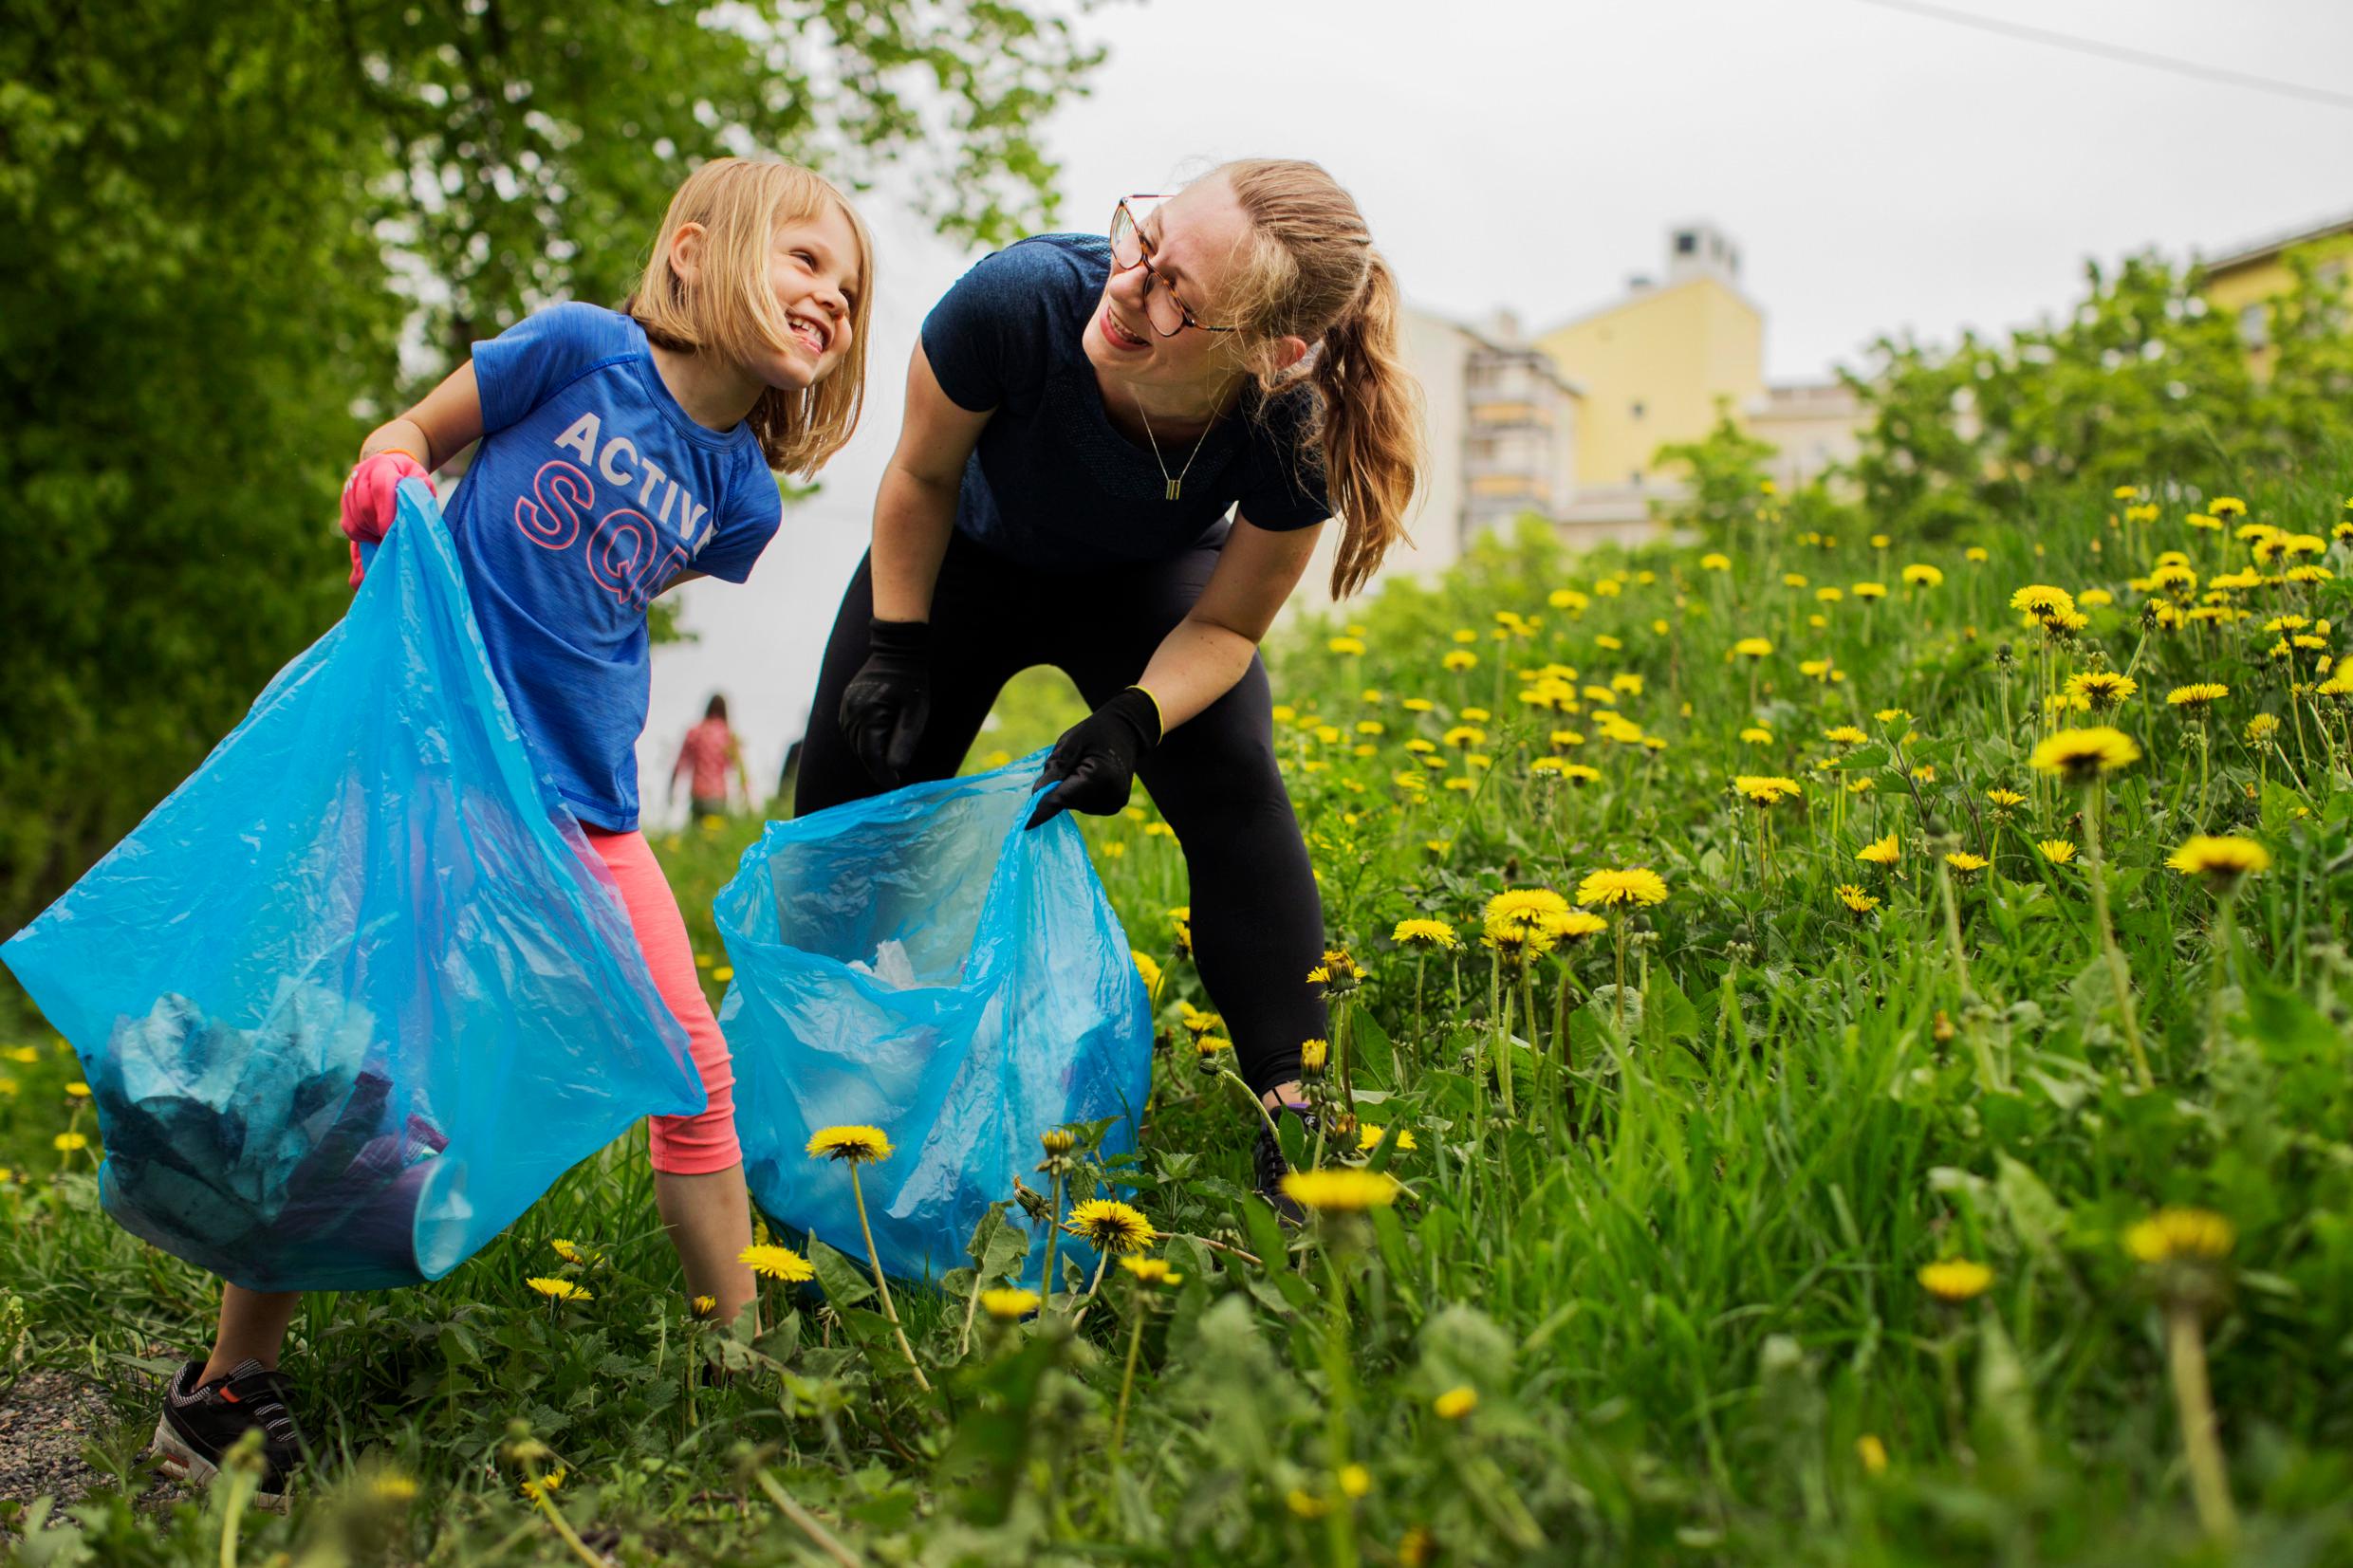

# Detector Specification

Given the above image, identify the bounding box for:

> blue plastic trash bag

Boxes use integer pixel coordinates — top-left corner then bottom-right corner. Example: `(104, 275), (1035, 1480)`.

(3, 481), (703, 1293)
(716, 758), (1152, 1287)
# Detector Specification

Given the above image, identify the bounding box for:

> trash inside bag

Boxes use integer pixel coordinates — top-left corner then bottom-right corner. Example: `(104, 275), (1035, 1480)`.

(716, 757), (1152, 1287)
(3, 481), (703, 1293)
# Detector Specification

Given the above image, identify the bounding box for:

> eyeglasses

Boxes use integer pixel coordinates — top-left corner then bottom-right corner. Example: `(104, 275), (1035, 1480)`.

(1109, 196), (1235, 338)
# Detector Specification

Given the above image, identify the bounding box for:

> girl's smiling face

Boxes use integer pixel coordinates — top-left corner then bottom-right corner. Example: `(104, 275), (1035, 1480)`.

(753, 202), (863, 391)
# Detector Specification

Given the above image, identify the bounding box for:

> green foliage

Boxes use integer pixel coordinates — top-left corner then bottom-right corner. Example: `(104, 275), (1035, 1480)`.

(8, 457), (2353, 1561)
(0, 0), (1101, 934)
(1650, 399), (1780, 542)
(1844, 244), (2353, 537)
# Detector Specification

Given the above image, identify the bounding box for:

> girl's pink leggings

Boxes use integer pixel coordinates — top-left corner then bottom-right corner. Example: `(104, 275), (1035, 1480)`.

(583, 826), (740, 1174)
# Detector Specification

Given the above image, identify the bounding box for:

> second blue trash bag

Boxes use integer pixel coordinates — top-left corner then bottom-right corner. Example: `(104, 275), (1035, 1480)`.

(1, 481), (704, 1293)
(716, 759), (1152, 1287)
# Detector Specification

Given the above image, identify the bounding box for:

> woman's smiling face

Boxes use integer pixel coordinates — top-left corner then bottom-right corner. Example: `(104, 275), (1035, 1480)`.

(1084, 176), (1256, 397)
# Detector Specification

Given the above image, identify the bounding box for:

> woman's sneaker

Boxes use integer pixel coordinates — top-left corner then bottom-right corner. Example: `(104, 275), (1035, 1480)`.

(152, 1358), (306, 1509)
(1251, 1105), (1318, 1227)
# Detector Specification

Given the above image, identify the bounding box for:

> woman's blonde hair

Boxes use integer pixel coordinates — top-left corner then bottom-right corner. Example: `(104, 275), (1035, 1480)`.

(1212, 159), (1424, 599)
(627, 157), (873, 477)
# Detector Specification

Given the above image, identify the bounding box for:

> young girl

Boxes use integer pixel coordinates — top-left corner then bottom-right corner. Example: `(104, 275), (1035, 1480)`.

(151, 157), (873, 1506)
(673, 693), (753, 820)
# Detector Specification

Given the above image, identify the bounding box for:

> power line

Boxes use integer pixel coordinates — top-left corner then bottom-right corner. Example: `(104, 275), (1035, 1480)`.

(1849, 0), (2353, 110)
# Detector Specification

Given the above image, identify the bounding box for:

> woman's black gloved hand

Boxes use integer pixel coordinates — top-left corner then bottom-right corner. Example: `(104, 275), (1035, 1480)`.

(839, 618), (933, 788)
(1026, 687), (1162, 829)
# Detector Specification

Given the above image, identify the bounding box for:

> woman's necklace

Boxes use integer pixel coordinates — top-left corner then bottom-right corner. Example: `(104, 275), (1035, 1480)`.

(1133, 394), (1215, 502)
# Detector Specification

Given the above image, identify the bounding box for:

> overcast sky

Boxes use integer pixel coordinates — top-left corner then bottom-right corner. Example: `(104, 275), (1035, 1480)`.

(637, 0), (2353, 820)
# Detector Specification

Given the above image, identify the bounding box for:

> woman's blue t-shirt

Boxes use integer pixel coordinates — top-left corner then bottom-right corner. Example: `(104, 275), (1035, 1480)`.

(919, 234), (1331, 569)
(446, 303), (785, 833)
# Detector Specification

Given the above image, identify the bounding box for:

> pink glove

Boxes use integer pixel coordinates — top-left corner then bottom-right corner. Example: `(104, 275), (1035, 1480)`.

(341, 451), (432, 587)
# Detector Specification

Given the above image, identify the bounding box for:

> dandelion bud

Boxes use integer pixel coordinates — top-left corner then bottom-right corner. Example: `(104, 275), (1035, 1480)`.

(1299, 1037), (1330, 1074)
(1011, 1175), (1055, 1224)
(1039, 1127), (1077, 1159)
(1933, 1010), (1955, 1044)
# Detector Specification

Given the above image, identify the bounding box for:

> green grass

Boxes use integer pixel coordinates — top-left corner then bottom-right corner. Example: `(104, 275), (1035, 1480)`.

(5, 479), (2353, 1565)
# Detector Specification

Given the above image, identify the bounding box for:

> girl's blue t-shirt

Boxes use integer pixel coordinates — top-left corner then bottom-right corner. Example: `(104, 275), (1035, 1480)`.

(920, 233), (1331, 569)
(446, 303), (784, 832)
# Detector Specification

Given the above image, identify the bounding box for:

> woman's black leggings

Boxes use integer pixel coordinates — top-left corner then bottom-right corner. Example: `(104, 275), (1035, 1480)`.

(794, 530), (1325, 1098)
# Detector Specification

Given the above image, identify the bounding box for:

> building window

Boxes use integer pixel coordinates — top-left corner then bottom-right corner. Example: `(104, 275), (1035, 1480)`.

(1630, 400), (1645, 419)
(1675, 231), (1695, 255)
(2237, 303), (2269, 349)
(1629, 468), (1642, 486)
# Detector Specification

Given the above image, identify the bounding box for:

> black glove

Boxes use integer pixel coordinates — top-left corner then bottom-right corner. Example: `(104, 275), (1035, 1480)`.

(1026, 688), (1162, 829)
(838, 618), (932, 788)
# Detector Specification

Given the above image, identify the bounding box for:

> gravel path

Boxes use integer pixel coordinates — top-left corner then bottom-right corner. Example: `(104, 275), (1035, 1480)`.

(0, 1364), (192, 1520)
(0, 1369), (123, 1508)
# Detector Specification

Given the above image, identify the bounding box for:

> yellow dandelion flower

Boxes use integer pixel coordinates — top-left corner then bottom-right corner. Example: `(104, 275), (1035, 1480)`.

(2038, 839), (2077, 863)
(520, 1467), (568, 1502)
(692, 1294), (717, 1315)
(51, 1132), (88, 1153)
(1442, 650), (1478, 673)
(739, 1244), (814, 1282)
(1281, 1168), (1401, 1211)
(1824, 726), (1868, 747)
(2167, 682), (2228, 709)
(2029, 727), (2141, 782)
(1392, 918), (1460, 950)
(1739, 726), (1774, 745)
(807, 1125), (893, 1164)
(1064, 1198), (1157, 1252)
(1944, 852), (1989, 876)
(1857, 833), (1901, 866)
(1901, 563), (1943, 587)
(526, 1277), (592, 1302)
(981, 1287), (1042, 1320)
(1484, 888), (1570, 933)
(1857, 1435), (1890, 1476)
(1574, 867), (1669, 907)
(1835, 883), (1880, 913)
(1918, 1259), (1993, 1301)
(1545, 909), (1609, 941)
(1433, 1386), (1478, 1420)
(1338, 1464), (1372, 1500)
(2165, 835), (2270, 888)
(1327, 636), (1366, 655)
(1732, 636), (1774, 659)
(2009, 583), (2077, 620)
(2064, 671), (2138, 709)
(1732, 774), (1804, 805)
(1120, 1256), (1182, 1286)
(1700, 552), (1732, 571)
(1356, 1123), (1418, 1153)
(2124, 1207), (2234, 1264)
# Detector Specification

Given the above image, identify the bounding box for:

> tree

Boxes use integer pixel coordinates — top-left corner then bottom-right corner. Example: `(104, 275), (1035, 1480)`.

(1650, 403), (1780, 545)
(1843, 245), (2353, 536)
(0, 0), (1107, 933)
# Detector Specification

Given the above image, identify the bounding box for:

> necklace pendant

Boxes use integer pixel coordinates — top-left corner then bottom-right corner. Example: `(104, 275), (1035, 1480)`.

(1165, 479), (1181, 502)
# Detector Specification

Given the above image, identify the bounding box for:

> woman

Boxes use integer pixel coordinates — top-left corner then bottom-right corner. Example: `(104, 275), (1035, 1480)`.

(794, 159), (1421, 1217)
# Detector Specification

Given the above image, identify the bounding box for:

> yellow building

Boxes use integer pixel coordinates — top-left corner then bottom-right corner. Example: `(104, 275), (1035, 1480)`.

(1533, 223), (1860, 527)
(2199, 211), (2353, 378)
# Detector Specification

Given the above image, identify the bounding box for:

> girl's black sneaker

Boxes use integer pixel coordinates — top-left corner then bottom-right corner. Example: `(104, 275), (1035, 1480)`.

(152, 1358), (306, 1510)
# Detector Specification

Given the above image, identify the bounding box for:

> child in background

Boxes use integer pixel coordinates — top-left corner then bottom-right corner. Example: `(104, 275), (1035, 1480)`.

(673, 692), (754, 820)
(152, 157), (873, 1506)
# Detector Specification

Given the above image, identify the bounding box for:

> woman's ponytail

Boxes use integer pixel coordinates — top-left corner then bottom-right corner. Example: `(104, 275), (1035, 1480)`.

(1216, 159), (1425, 600)
(1308, 251), (1422, 599)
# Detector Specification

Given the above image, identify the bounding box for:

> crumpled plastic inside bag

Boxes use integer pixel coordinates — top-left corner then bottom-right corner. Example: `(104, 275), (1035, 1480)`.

(716, 756), (1152, 1287)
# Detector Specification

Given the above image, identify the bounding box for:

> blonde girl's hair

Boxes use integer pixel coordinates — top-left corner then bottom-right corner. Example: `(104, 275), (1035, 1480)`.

(1213, 158), (1425, 599)
(626, 157), (874, 477)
